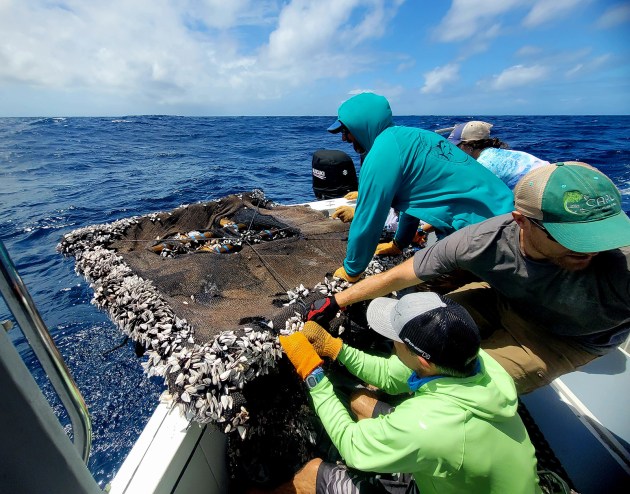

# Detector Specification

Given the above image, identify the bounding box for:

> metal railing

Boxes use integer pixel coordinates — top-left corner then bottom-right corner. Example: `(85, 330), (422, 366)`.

(0, 240), (92, 463)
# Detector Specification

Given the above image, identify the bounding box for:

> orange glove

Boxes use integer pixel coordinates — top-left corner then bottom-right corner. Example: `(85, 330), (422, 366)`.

(332, 205), (355, 223)
(334, 266), (362, 283)
(279, 332), (324, 380)
(302, 321), (343, 360)
(375, 241), (402, 256)
(344, 191), (358, 200)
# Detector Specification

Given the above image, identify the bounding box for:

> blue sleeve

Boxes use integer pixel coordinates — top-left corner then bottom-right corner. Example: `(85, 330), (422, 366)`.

(394, 212), (420, 248)
(344, 136), (402, 276)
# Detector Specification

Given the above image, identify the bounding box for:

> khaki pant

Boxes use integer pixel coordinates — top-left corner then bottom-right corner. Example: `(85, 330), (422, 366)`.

(445, 282), (597, 394)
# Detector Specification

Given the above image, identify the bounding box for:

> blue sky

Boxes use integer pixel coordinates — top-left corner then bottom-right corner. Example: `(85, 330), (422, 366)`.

(0, 0), (628, 116)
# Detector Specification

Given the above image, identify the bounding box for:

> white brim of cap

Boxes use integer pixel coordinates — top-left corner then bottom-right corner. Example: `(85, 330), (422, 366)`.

(366, 297), (403, 342)
(327, 119), (343, 133)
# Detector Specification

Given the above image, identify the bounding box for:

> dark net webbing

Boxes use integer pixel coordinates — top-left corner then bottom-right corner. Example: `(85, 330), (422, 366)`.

(111, 198), (349, 341)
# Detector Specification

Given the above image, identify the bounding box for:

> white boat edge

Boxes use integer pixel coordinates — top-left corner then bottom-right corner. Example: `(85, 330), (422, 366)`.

(108, 398), (228, 494)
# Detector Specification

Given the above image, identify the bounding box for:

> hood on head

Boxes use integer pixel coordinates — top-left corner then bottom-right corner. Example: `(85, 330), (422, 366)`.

(337, 93), (394, 153)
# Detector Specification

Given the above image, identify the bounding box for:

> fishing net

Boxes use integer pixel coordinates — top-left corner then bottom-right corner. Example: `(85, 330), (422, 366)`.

(59, 189), (404, 489)
(109, 191), (350, 337)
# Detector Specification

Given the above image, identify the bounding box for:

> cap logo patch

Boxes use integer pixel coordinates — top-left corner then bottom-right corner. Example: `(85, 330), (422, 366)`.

(563, 190), (617, 216)
(403, 337), (431, 360)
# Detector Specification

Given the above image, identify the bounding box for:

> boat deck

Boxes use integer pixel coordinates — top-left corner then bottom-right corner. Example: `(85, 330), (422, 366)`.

(522, 346), (630, 493)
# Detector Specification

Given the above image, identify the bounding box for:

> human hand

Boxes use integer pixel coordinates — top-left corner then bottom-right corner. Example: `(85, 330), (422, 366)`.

(412, 230), (428, 247)
(331, 205), (355, 223)
(344, 191), (358, 200)
(302, 321), (343, 360)
(279, 332), (324, 380)
(334, 266), (362, 283)
(307, 296), (340, 326)
(375, 241), (402, 256)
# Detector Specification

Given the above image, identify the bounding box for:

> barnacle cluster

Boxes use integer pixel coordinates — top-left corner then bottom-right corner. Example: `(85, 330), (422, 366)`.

(57, 197), (413, 439)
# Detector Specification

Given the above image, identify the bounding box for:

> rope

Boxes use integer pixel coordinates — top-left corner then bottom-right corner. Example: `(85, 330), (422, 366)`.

(241, 202), (291, 292)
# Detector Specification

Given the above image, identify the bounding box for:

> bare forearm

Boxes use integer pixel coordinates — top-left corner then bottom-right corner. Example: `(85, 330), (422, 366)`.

(334, 257), (420, 308)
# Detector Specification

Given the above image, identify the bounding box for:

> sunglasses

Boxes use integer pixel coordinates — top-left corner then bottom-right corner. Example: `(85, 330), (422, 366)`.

(340, 125), (350, 138)
(528, 217), (558, 243)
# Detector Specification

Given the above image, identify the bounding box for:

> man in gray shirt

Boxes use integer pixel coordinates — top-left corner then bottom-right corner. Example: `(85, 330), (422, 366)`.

(309, 162), (630, 393)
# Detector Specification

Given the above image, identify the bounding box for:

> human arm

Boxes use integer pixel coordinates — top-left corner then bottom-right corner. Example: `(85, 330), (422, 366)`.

(393, 213), (420, 249)
(310, 382), (430, 474)
(337, 345), (412, 394)
(301, 322), (412, 393)
(343, 139), (401, 276)
(334, 217), (484, 308)
(334, 256), (421, 308)
(281, 332), (432, 475)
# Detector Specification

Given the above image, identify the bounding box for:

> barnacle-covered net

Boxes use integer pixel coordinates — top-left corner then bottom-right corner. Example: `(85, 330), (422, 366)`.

(59, 190), (399, 488)
(109, 193), (349, 336)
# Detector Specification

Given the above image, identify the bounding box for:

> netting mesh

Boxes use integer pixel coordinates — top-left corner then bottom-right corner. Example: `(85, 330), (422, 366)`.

(57, 191), (363, 489)
(111, 197), (349, 340)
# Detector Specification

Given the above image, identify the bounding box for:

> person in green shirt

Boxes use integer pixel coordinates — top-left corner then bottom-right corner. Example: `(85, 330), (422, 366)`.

(277, 292), (541, 494)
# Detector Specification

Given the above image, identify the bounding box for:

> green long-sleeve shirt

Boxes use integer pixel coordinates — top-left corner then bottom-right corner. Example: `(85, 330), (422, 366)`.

(309, 347), (541, 494)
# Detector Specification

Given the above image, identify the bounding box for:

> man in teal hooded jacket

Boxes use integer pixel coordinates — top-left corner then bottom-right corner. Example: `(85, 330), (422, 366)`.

(327, 92), (514, 282)
(279, 292), (541, 494)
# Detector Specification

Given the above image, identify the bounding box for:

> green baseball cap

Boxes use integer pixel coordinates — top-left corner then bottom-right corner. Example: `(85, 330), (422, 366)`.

(514, 161), (630, 253)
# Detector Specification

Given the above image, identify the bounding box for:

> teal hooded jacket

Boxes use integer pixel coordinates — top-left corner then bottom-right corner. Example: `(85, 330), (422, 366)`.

(310, 348), (541, 494)
(336, 93), (514, 276)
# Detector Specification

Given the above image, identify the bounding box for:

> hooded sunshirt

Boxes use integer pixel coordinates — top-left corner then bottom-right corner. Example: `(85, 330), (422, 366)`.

(309, 348), (541, 494)
(337, 93), (514, 276)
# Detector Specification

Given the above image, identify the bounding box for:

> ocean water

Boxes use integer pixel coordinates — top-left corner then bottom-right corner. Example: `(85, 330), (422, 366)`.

(1, 115), (629, 487)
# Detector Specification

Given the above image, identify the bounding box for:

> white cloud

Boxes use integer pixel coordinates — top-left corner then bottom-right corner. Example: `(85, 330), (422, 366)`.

(0, 0), (261, 98)
(433, 0), (524, 42)
(180, 0), (256, 30)
(596, 3), (630, 29)
(397, 59), (416, 72)
(516, 45), (543, 57)
(0, 0), (404, 112)
(265, 0), (359, 67)
(565, 54), (611, 78)
(490, 64), (548, 90)
(421, 64), (459, 94)
(263, 0), (402, 68)
(566, 64), (584, 77)
(523, 0), (588, 28)
(348, 88), (377, 95)
(258, 0), (405, 101)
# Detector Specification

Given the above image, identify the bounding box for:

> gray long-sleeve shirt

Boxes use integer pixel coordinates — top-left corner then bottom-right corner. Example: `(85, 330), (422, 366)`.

(413, 214), (630, 354)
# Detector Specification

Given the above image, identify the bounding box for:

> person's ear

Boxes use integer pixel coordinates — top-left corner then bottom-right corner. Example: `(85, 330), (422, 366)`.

(512, 211), (527, 228)
(416, 355), (432, 371)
